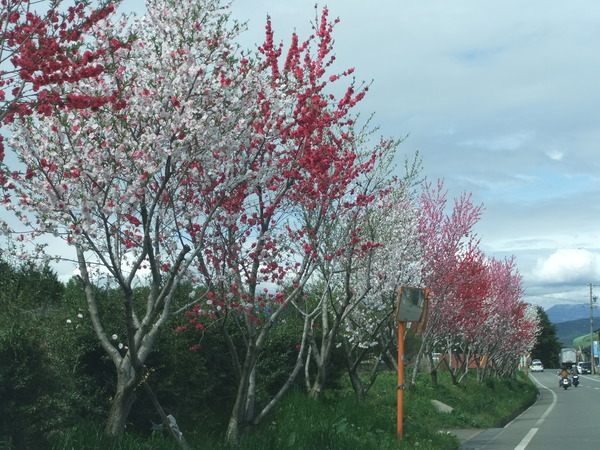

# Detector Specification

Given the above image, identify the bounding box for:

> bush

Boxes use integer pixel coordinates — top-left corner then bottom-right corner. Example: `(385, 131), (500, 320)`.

(0, 313), (61, 449)
(127, 318), (238, 437)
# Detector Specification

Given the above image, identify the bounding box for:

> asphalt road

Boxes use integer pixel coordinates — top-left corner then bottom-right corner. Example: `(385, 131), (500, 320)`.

(460, 369), (600, 449)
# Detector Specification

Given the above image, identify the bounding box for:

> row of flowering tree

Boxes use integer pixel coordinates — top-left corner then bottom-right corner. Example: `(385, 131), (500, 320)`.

(412, 181), (539, 386)
(0, 0), (540, 445)
(0, 0), (406, 444)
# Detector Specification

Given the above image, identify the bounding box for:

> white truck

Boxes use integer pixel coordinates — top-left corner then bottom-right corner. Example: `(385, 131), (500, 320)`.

(559, 348), (577, 369)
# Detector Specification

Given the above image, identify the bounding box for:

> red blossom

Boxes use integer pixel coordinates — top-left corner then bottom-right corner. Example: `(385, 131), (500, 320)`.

(0, 0), (121, 133)
(124, 214), (141, 226)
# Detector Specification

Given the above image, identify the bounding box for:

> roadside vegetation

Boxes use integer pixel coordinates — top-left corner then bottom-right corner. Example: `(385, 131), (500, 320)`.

(233, 370), (537, 450)
(529, 306), (563, 367)
(0, 258), (538, 449)
(47, 371), (537, 450)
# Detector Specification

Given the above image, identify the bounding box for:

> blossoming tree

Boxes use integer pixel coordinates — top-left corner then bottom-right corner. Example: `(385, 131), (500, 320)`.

(297, 134), (394, 399)
(0, 0), (117, 164)
(411, 180), (484, 385)
(413, 180), (538, 385)
(4, 0), (282, 436)
(178, 7), (382, 442)
(468, 256), (539, 380)
(4, 0), (384, 442)
(303, 149), (423, 400)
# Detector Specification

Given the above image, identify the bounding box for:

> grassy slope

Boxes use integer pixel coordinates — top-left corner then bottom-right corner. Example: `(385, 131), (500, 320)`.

(51, 370), (538, 450)
(208, 370), (538, 450)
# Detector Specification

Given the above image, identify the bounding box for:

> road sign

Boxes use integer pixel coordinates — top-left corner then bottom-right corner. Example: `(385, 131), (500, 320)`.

(395, 286), (427, 322)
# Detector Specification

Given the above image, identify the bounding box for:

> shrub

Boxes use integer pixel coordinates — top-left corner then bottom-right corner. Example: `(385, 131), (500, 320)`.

(0, 312), (61, 448)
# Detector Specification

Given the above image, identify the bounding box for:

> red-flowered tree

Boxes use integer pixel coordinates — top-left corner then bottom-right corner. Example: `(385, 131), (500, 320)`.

(411, 180), (484, 386)
(426, 250), (537, 384)
(426, 242), (492, 384)
(178, 8), (382, 443)
(3, 0), (382, 443)
(3, 0), (275, 438)
(0, 0), (118, 163)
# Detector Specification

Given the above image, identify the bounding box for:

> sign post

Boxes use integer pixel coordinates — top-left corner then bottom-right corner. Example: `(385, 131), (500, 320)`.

(395, 286), (429, 439)
(397, 320), (406, 438)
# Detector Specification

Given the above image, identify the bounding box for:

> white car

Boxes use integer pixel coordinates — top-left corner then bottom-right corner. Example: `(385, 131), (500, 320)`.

(577, 361), (591, 374)
(530, 361), (544, 372)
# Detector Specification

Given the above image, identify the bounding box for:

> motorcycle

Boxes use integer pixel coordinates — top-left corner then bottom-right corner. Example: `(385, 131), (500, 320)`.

(572, 374), (579, 387)
(561, 377), (571, 390)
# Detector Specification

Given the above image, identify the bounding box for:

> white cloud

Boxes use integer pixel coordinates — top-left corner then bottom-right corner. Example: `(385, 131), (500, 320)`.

(532, 249), (600, 284)
(546, 150), (564, 161)
(460, 131), (532, 152)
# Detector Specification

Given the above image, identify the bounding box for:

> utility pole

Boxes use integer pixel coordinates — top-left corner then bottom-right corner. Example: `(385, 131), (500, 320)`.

(589, 284), (599, 374)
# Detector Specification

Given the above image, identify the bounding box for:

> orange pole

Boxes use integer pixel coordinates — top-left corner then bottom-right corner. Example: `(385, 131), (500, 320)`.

(397, 321), (405, 438)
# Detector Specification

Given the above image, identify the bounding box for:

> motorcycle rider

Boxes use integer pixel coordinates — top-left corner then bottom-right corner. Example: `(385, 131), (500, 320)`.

(571, 365), (580, 386)
(559, 367), (570, 387)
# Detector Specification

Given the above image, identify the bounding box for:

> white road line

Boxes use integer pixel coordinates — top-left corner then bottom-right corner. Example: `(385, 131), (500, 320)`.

(513, 374), (558, 449)
(529, 375), (557, 426)
(514, 428), (538, 450)
(580, 375), (600, 384)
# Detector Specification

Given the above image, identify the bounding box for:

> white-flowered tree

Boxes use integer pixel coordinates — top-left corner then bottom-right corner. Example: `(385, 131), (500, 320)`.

(302, 147), (423, 400)
(3, 0), (388, 443)
(5, 0), (279, 436)
(296, 132), (398, 399)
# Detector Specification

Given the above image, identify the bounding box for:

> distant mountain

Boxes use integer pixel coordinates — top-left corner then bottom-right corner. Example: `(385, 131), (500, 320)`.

(545, 303), (590, 324)
(554, 318), (590, 348)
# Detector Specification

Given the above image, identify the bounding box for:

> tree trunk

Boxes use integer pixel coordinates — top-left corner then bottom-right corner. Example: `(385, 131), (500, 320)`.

(343, 332), (387, 399)
(224, 311), (311, 444)
(307, 314), (340, 399)
(104, 383), (137, 436)
(103, 356), (145, 436)
(225, 347), (255, 444)
(347, 367), (366, 401)
(430, 368), (438, 387)
(142, 381), (189, 449)
(225, 377), (245, 444)
(410, 331), (429, 387)
(308, 362), (326, 399)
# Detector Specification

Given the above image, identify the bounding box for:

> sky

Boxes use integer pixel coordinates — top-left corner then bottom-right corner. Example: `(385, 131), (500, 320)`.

(208, 0), (600, 312)
(9, 0), (599, 311)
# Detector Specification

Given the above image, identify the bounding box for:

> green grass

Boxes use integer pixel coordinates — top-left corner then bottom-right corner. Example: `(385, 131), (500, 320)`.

(50, 370), (538, 450)
(402, 370), (537, 434)
(49, 423), (182, 450)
